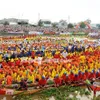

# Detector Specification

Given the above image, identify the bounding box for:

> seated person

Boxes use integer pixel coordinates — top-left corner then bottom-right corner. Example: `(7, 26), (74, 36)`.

(38, 76), (47, 88)
(19, 78), (27, 90)
(54, 75), (62, 87)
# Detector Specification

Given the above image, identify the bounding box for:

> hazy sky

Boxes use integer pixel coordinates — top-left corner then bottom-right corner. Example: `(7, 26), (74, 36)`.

(0, 0), (100, 23)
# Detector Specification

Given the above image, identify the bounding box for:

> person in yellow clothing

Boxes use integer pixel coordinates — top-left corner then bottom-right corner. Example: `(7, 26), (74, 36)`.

(45, 50), (52, 58)
(51, 69), (56, 78)
(27, 72), (35, 83)
(0, 54), (3, 62)
(16, 75), (21, 82)
(0, 73), (5, 79)
(89, 47), (93, 52)
(59, 68), (67, 77)
(80, 55), (86, 63)
(12, 72), (17, 82)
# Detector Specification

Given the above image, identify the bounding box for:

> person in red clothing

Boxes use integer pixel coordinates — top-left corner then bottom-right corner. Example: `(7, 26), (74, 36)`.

(31, 50), (35, 59)
(68, 71), (75, 83)
(2, 60), (7, 66)
(22, 61), (29, 66)
(81, 72), (87, 81)
(89, 70), (96, 81)
(8, 59), (15, 67)
(54, 75), (62, 87)
(84, 70), (90, 80)
(53, 51), (61, 59)
(74, 74), (80, 83)
(96, 70), (100, 79)
(65, 74), (72, 84)
(0, 79), (2, 85)
(15, 58), (21, 66)
(38, 76), (47, 87)
(78, 71), (83, 81)
(61, 73), (67, 84)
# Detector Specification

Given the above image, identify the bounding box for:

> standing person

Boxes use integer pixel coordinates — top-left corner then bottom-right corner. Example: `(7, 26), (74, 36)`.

(61, 50), (68, 59)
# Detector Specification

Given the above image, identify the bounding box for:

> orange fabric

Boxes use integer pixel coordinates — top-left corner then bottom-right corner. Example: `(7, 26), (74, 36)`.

(6, 75), (12, 85)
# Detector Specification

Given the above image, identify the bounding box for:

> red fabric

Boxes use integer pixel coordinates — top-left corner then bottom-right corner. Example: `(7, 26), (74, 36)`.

(0, 89), (6, 94)
(89, 72), (96, 80)
(54, 77), (62, 86)
(31, 51), (35, 58)
(65, 76), (71, 83)
(90, 85), (100, 95)
(23, 62), (29, 66)
(0, 69), (3, 73)
(74, 75), (80, 82)
(61, 74), (66, 82)
(0, 80), (2, 85)
(8, 62), (15, 66)
(82, 74), (87, 81)
(54, 54), (61, 59)
(15, 60), (21, 66)
(90, 85), (100, 91)
(38, 79), (47, 86)
(69, 73), (75, 82)
(78, 72), (82, 78)
(84, 51), (90, 56)
(2, 61), (7, 66)
(96, 72), (100, 78)
(85, 72), (90, 79)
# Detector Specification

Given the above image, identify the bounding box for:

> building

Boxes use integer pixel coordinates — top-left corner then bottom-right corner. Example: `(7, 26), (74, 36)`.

(0, 18), (29, 25)
(91, 24), (98, 29)
(57, 20), (67, 28)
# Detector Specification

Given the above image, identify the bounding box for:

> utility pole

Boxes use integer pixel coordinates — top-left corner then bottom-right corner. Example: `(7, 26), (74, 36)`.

(68, 16), (70, 24)
(38, 13), (40, 21)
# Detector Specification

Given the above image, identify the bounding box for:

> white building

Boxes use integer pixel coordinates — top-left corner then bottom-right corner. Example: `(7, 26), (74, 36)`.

(91, 24), (98, 29)
(9, 22), (17, 25)
(57, 20), (67, 28)
(0, 18), (29, 25)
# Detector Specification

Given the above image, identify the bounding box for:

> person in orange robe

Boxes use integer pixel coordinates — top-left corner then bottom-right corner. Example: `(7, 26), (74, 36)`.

(6, 74), (13, 85)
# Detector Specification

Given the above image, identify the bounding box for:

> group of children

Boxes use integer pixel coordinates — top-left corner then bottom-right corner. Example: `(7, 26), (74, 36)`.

(0, 36), (100, 89)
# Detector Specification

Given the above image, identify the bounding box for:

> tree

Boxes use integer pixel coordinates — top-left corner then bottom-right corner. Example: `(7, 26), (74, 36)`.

(38, 20), (43, 27)
(52, 22), (58, 28)
(17, 21), (28, 26)
(85, 19), (91, 24)
(80, 22), (86, 28)
(3, 21), (9, 32)
(68, 23), (74, 28)
(3, 21), (9, 26)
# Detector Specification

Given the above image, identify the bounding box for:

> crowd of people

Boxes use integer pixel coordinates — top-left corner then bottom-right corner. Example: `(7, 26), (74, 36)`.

(0, 35), (100, 90)
(0, 24), (98, 34)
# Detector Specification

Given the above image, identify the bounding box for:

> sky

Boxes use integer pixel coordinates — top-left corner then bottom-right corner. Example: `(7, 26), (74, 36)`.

(0, 0), (100, 23)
